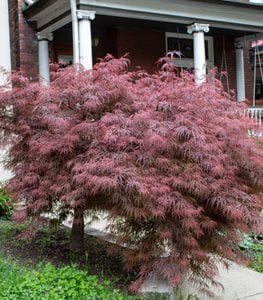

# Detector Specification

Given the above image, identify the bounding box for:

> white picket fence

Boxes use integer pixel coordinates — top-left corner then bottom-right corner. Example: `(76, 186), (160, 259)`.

(247, 106), (263, 137)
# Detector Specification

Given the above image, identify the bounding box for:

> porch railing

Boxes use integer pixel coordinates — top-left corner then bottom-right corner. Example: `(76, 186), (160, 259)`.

(247, 107), (263, 138)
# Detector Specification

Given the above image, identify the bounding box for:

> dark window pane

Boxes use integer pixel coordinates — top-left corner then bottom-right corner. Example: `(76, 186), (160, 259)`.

(167, 37), (209, 59)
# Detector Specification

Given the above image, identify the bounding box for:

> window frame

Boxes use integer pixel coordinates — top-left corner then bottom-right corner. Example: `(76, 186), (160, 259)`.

(165, 32), (214, 69)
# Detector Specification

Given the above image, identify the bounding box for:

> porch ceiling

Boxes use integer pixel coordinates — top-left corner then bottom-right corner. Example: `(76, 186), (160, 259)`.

(93, 15), (250, 38)
(54, 15), (251, 39)
(24, 0), (263, 33)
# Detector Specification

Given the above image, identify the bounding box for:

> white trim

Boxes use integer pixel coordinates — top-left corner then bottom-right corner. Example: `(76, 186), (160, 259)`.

(77, 10), (96, 20)
(165, 32), (214, 69)
(187, 23), (209, 34)
(80, 0), (263, 31)
(36, 32), (53, 41)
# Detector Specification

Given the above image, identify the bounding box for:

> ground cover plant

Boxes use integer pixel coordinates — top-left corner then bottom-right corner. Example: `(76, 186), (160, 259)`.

(250, 243), (263, 273)
(0, 184), (13, 219)
(0, 220), (186, 300)
(0, 55), (262, 296)
(0, 254), (133, 300)
(239, 211), (263, 273)
(0, 220), (135, 290)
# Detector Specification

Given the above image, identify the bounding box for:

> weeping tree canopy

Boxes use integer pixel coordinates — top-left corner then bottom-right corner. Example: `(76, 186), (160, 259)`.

(0, 55), (262, 296)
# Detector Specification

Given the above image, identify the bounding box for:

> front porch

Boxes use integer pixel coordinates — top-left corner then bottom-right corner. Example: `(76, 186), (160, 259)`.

(22, 0), (263, 107)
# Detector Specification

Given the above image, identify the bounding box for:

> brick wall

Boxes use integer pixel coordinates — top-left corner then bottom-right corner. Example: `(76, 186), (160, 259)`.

(51, 26), (164, 72)
(214, 35), (236, 94)
(244, 40), (254, 102)
(116, 27), (165, 73)
(93, 28), (117, 62)
(213, 35), (254, 102)
(9, 0), (20, 70)
(9, 0), (38, 81)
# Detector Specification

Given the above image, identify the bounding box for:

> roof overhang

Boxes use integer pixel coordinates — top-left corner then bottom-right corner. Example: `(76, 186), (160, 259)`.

(23, 0), (263, 33)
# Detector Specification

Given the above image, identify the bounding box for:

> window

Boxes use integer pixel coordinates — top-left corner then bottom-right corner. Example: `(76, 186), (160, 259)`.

(254, 61), (263, 102)
(58, 55), (73, 66)
(165, 32), (214, 69)
(250, 42), (263, 103)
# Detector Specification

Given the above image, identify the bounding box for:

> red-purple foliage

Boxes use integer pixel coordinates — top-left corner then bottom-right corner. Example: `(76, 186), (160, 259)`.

(0, 55), (262, 295)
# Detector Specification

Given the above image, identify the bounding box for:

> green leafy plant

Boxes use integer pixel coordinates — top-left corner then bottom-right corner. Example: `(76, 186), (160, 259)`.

(34, 235), (53, 248)
(0, 185), (13, 219)
(0, 256), (134, 300)
(250, 244), (263, 273)
(0, 220), (26, 237)
(240, 233), (254, 250)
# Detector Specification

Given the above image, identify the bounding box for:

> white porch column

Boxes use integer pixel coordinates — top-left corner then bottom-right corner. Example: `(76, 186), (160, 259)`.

(187, 23), (210, 85)
(0, 0), (12, 181)
(77, 10), (96, 69)
(36, 32), (53, 86)
(70, 0), (80, 65)
(0, 0), (11, 88)
(235, 42), (246, 102)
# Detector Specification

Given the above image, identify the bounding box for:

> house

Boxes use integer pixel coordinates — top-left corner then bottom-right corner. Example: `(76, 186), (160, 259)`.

(0, 0), (262, 102)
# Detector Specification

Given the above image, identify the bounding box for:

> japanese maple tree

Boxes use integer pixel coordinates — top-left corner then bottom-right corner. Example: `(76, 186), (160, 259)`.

(0, 55), (262, 295)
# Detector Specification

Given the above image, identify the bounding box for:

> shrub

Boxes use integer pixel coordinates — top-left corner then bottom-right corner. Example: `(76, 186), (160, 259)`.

(0, 56), (262, 296)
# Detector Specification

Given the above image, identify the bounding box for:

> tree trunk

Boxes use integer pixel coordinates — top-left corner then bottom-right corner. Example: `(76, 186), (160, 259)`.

(70, 207), (84, 252)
